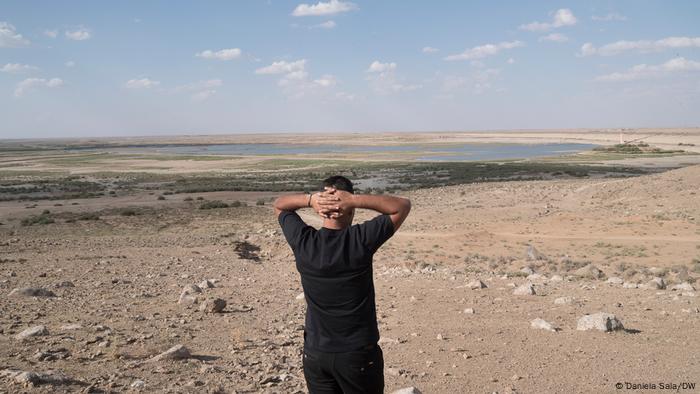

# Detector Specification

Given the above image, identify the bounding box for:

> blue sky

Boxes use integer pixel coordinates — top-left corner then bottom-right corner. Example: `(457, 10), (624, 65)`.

(1, 1), (699, 138)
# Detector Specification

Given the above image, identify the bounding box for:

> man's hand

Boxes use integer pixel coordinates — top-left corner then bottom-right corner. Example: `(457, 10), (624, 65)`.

(314, 187), (354, 219)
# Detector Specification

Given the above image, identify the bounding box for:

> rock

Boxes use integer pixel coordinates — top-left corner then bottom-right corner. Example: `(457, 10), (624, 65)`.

(178, 284), (202, 306)
(54, 281), (75, 288)
(199, 298), (226, 313)
(467, 279), (487, 289)
(622, 282), (639, 289)
(549, 274), (564, 282)
(60, 323), (83, 330)
(8, 287), (56, 297)
(576, 312), (624, 332)
(574, 264), (604, 279)
(198, 279), (215, 289)
(607, 277), (624, 285)
(463, 308), (475, 314)
(295, 292), (305, 301)
(527, 273), (545, 281)
(391, 387), (423, 394)
(513, 283), (536, 296)
(672, 282), (696, 292)
(148, 344), (191, 362)
(647, 277), (666, 290)
(553, 296), (573, 305)
(530, 318), (557, 332)
(436, 333), (444, 340)
(15, 325), (49, 340)
(526, 245), (544, 261)
(520, 267), (535, 275)
(378, 337), (399, 346)
(33, 348), (70, 361)
(131, 379), (146, 388)
(0, 369), (78, 387)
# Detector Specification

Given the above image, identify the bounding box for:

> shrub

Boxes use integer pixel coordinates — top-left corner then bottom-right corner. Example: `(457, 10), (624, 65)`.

(183, 197), (193, 202)
(196, 196), (205, 201)
(120, 209), (138, 217)
(199, 200), (229, 210)
(21, 214), (54, 226)
(230, 200), (246, 207)
(157, 195), (166, 201)
(256, 199), (265, 206)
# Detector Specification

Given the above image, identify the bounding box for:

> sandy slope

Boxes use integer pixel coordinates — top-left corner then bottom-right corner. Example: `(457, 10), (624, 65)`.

(0, 166), (698, 393)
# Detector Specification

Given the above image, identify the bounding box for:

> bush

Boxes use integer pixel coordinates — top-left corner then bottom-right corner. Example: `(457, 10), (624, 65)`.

(120, 209), (138, 216)
(230, 200), (246, 207)
(21, 213), (55, 226)
(183, 197), (193, 202)
(256, 199), (265, 206)
(199, 200), (229, 210)
(76, 212), (100, 221)
(157, 195), (166, 200)
(196, 196), (204, 201)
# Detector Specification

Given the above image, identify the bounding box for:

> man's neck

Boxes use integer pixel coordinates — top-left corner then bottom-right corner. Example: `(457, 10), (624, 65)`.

(322, 219), (350, 230)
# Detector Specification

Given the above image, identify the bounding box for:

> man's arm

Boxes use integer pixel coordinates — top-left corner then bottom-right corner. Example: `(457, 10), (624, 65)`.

(351, 194), (411, 231)
(273, 193), (335, 219)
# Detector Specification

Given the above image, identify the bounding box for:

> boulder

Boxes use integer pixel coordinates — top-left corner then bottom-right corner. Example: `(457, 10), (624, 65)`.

(606, 277), (624, 285)
(148, 344), (191, 362)
(622, 282), (639, 289)
(199, 298), (226, 313)
(671, 282), (696, 292)
(553, 296), (574, 305)
(15, 325), (49, 340)
(549, 275), (564, 282)
(391, 388), (423, 394)
(8, 287), (56, 298)
(467, 279), (487, 289)
(513, 283), (536, 296)
(530, 318), (557, 332)
(647, 277), (666, 290)
(198, 280), (215, 289)
(576, 312), (624, 332)
(574, 264), (604, 279)
(178, 284), (202, 306)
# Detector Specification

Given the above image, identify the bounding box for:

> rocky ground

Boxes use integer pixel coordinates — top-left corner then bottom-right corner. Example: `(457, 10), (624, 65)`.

(1, 165), (699, 393)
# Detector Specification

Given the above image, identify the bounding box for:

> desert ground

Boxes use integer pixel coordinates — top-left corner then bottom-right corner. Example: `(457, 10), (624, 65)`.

(1, 130), (699, 393)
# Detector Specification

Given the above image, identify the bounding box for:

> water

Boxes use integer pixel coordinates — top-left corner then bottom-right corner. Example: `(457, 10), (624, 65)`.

(130, 142), (596, 162)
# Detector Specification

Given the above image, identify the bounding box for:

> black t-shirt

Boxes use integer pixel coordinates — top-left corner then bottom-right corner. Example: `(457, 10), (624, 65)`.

(278, 211), (395, 352)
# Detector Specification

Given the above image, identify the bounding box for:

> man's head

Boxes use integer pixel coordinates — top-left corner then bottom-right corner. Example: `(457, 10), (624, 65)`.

(322, 175), (354, 194)
(321, 175), (354, 228)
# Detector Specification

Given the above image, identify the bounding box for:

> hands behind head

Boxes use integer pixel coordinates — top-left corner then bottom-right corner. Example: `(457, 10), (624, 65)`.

(312, 187), (353, 219)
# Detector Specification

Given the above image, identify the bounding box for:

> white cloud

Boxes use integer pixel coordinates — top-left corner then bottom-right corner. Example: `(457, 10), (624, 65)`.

(444, 41), (524, 61)
(335, 91), (356, 100)
(191, 90), (216, 102)
(14, 78), (63, 97)
(422, 46), (439, 54)
(473, 68), (500, 95)
(507, 58), (515, 64)
(313, 74), (336, 87)
(366, 61), (397, 73)
(44, 29), (58, 38)
(520, 8), (577, 32)
(578, 36), (700, 56)
(196, 48), (242, 61)
(125, 78), (160, 89)
(595, 57), (700, 82)
(0, 22), (30, 47)
(65, 61), (76, 67)
(255, 60), (307, 75)
(1, 63), (38, 73)
(316, 20), (336, 29)
(65, 28), (91, 41)
(539, 33), (569, 43)
(592, 13), (627, 22)
(291, 0), (357, 16)
(365, 62), (421, 94)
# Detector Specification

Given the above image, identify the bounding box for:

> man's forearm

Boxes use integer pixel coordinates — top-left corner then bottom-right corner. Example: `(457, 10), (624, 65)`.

(274, 193), (311, 213)
(351, 194), (410, 215)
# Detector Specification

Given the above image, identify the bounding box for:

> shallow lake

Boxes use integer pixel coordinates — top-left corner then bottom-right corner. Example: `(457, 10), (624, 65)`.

(123, 142), (597, 162)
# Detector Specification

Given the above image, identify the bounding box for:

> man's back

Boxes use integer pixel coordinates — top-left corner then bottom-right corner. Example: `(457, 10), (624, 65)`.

(279, 211), (394, 352)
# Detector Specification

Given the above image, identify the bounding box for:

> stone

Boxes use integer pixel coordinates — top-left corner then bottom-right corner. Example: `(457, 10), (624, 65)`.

(607, 277), (624, 285)
(647, 277), (666, 290)
(199, 298), (226, 313)
(549, 275), (564, 282)
(15, 325), (49, 340)
(527, 273), (545, 281)
(526, 245), (544, 261)
(574, 264), (604, 279)
(513, 283), (536, 296)
(530, 318), (557, 332)
(622, 282), (639, 289)
(672, 282), (696, 292)
(391, 388), (423, 394)
(576, 312), (624, 332)
(148, 344), (191, 362)
(131, 379), (146, 388)
(467, 279), (487, 289)
(178, 284), (202, 306)
(8, 287), (56, 297)
(54, 281), (75, 288)
(463, 308), (475, 314)
(520, 267), (535, 275)
(0, 369), (77, 387)
(198, 279), (215, 289)
(553, 296), (573, 305)
(296, 292), (305, 301)
(60, 324), (82, 330)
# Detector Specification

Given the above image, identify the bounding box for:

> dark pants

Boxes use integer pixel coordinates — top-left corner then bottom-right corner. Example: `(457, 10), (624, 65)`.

(303, 344), (384, 394)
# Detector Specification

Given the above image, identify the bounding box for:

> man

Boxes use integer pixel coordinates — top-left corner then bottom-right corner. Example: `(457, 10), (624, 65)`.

(273, 175), (411, 394)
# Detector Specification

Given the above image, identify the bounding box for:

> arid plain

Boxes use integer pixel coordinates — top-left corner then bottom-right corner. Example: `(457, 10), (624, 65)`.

(1, 129), (699, 393)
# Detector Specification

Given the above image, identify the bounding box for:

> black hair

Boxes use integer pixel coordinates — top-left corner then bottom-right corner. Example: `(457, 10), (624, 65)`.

(322, 175), (354, 194)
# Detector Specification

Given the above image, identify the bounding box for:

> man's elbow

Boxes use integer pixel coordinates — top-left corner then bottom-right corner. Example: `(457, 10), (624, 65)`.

(401, 198), (412, 215)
